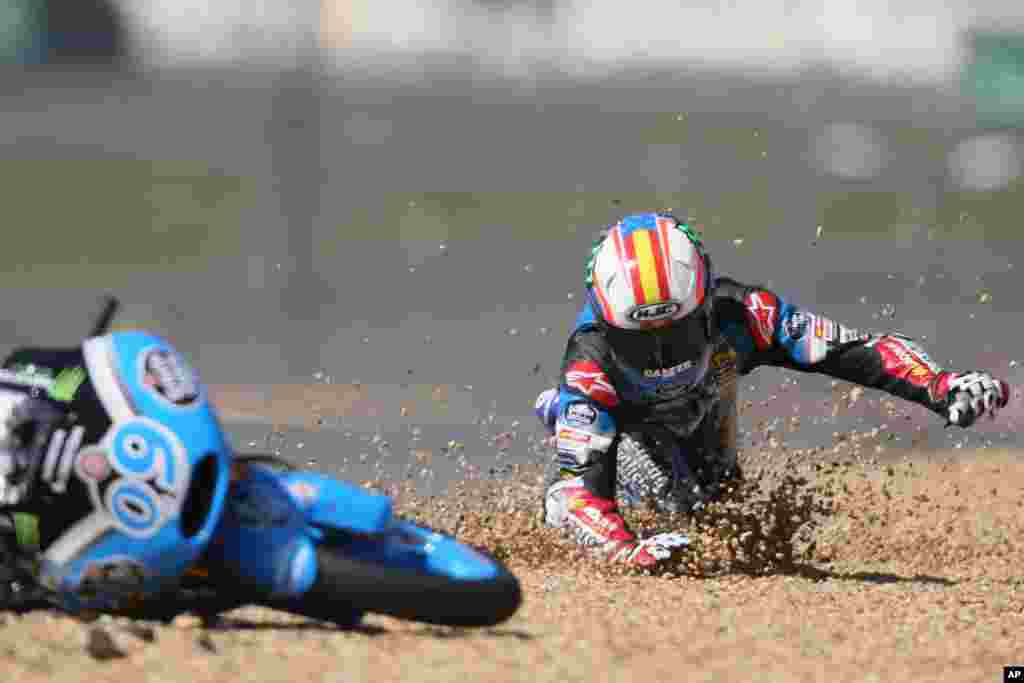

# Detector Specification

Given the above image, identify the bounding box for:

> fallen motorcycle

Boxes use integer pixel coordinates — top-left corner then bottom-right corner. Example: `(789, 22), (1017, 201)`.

(0, 297), (521, 628)
(192, 450), (523, 628)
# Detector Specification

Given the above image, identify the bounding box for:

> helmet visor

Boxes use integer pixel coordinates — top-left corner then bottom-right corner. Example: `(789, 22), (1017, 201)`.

(607, 308), (710, 346)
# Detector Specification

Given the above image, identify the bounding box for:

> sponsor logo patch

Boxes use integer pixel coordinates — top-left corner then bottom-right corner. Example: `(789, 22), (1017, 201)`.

(557, 428), (591, 444)
(565, 360), (619, 407)
(644, 360), (694, 378)
(628, 301), (682, 322)
(783, 311), (810, 341)
(565, 403), (597, 426)
(785, 310), (869, 354)
(50, 366), (87, 403)
(140, 347), (200, 408)
(7, 363), (54, 380)
(874, 337), (938, 387)
(744, 292), (778, 350)
(838, 326), (870, 344)
(556, 427), (592, 465)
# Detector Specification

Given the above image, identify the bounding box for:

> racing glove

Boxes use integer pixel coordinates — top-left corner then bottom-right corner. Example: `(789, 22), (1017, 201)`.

(932, 371), (1010, 428)
(610, 532), (691, 567)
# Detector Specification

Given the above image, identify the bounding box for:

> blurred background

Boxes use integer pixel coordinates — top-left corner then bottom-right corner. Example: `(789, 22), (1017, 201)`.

(3, 1), (1024, 481)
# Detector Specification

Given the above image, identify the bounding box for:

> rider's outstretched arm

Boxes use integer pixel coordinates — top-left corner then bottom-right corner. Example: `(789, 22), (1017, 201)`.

(545, 330), (621, 498)
(713, 277), (1010, 428)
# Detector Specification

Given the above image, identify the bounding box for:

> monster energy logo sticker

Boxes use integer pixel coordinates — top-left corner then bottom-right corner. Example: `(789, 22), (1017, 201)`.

(7, 363), (53, 380)
(49, 367), (87, 403)
(0, 366), (53, 388)
(12, 512), (39, 552)
(0, 365), (86, 402)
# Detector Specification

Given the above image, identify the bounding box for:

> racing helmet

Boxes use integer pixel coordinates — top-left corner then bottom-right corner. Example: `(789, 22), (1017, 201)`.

(585, 212), (713, 334)
(28, 331), (232, 612)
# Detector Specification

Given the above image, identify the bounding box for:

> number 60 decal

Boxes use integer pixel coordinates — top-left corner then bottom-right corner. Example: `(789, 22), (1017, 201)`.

(76, 417), (190, 539)
(105, 480), (163, 537)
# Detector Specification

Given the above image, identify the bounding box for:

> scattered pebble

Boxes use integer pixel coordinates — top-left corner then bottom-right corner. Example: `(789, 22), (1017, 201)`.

(85, 626), (127, 661)
(197, 632), (218, 654)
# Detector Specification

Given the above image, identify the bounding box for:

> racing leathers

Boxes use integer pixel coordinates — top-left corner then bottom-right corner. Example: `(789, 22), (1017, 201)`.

(535, 276), (1010, 566)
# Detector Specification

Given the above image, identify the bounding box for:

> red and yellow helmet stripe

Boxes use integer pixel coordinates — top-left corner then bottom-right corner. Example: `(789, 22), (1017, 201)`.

(614, 223), (673, 306)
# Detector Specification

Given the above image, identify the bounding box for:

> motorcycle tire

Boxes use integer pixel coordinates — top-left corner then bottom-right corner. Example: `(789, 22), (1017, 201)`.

(272, 540), (522, 628)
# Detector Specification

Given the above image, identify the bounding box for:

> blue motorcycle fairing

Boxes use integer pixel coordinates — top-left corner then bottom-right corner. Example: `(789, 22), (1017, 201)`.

(340, 521), (503, 582)
(206, 463), (503, 603)
(276, 471), (393, 535)
(397, 522), (502, 582)
(204, 464), (318, 600)
(264, 468), (501, 582)
(42, 332), (232, 611)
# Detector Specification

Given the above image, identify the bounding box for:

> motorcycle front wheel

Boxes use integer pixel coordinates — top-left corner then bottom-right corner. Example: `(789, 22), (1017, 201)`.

(265, 521), (522, 628)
